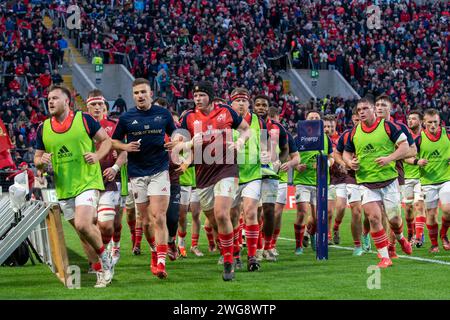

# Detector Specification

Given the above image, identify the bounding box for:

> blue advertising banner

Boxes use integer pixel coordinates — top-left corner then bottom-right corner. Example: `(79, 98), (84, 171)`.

(296, 120), (324, 152)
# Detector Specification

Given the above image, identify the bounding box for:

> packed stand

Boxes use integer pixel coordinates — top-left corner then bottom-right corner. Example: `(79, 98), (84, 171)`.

(0, 1), (65, 168)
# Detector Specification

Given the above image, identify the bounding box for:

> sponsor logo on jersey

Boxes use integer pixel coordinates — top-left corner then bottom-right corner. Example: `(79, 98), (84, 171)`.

(132, 120), (139, 125)
(429, 150), (441, 159)
(217, 113), (226, 123)
(361, 144), (375, 154)
(57, 145), (73, 159)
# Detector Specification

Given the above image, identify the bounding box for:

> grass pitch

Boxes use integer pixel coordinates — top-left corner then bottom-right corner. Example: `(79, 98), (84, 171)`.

(1, 209), (450, 300)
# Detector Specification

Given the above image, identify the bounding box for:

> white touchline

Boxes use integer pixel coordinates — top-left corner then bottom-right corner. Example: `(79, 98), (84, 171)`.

(277, 237), (450, 266)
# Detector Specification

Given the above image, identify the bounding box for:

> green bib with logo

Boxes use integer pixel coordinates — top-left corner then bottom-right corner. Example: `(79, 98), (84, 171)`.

(42, 112), (104, 199)
(234, 113), (262, 184)
(353, 119), (398, 184)
(293, 137), (330, 186)
(419, 128), (450, 186)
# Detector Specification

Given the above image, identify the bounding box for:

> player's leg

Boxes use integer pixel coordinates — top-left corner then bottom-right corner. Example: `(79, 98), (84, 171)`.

(294, 185), (311, 255)
(239, 180), (262, 271)
(327, 185), (336, 244)
(111, 195), (123, 267)
(133, 208), (144, 254)
(167, 185), (181, 261)
(67, 216), (98, 273)
(177, 186), (191, 257)
(204, 216), (216, 252)
(230, 205), (242, 269)
(212, 178), (238, 281)
(402, 180), (416, 243)
(132, 177), (157, 272)
(148, 171), (171, 279)
(438, 181), (450, 250)
(72, 190), (113, 286)
(361, 186), (392, 268)
(189, 196), (204, 256)
(125, 190), (138, 252)
(272, 182), (288, 255)
(261, 179), (278, 261)
(413, 181), (426, 247)
(333, 184), (347, 245)
(384, 181), (412, 256)
(97, 191), (116, 253)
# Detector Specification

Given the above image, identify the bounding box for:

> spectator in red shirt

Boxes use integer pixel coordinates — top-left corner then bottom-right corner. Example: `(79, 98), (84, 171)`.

(38, 69), (52, 89)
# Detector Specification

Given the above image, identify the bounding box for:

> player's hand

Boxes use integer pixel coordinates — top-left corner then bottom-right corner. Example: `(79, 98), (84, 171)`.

(296, 164), (307, 172)
(418, 159), (428, 167)
(164, 135), (184, 151)
(175, 162), (190, 173)
(126, 140), (141, 152)
(260, 151), (270, 164)
(84, 152), (99, 164)
(103, 167), (117, 181)
(375, 156), (392, 167)
(273, 160), (281, 173)
(280, 161), (291, 172)
(40, 152), (52, 165)
(338, 164), (348, 174)
(348, 158), (360, 171)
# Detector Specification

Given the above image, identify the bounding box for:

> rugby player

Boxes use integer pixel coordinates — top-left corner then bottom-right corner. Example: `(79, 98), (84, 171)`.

(375, 94), (416, 258)
(334, 110), (368, 255)
(273, 120), (299, 256)
(407, 109), (450, 252)
(229, 87), (267, 270)
(344, 96), (411, 268)
(112, 78), (177, 279)
(34, 85), (113, 287)
(402, 110), (426, 247)
(293, 110), (333, 255)
(253, 97), (289, 262)
(323, 115), (344, 245)
(178, 81), (250, 281)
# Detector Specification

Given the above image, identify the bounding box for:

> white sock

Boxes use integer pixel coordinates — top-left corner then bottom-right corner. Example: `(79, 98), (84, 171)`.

(378, 246), (389, 259)
(395, 232), (404, 241)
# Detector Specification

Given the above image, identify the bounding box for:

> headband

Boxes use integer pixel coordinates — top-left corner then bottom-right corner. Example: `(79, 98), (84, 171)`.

(230, 93), (250, 102)
(86, 96), (106, 105)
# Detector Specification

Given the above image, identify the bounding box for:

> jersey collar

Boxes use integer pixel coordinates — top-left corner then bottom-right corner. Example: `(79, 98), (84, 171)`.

(424, 127), (442, 142)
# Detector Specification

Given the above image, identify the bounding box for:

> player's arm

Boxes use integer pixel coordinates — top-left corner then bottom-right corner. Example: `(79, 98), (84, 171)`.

(343, 132), (359, 170)
(400, 124), (417, 159)
(334, 133), (347, 168)
(327, 136), (335, 167)
(103, 150), (127, 181)
(33, 125), (52, 170)
(277, 125), (289, 163)
(85, 127), (112, 164)
(280, 151), (300, 172)
(375, 137), (408, 166)
(375, 122), (409, 166)
(233, 116), (250, 150)
(406, 136), (428, 167)
(111, 116), (141, 152)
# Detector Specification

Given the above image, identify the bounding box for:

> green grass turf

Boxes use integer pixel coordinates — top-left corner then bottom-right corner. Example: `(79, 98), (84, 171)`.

(0, 209), (450, 300)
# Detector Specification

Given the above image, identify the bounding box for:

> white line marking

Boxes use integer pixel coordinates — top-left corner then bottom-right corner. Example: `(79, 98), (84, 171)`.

(278, 237), (450, 266)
